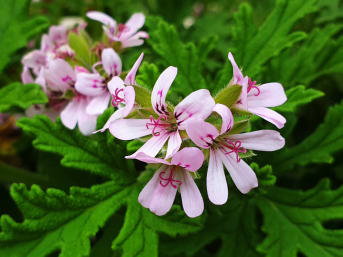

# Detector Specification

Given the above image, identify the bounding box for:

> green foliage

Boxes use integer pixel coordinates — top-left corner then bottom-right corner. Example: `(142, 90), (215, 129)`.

(146, 16), (208, 96)
(229, 0), (318, 78)
(270, 24), (343, 87)
(1, 0), (343, 257)
(0, 0), (49, 74)
(17, 115), (134, 182)
(113, 187), (203, 257)
(257, 179), (343, 257)
(0, 181), (131, 257)
(0, 83), (48, 112)
(274, 101), (343, 171)
(136, 62), (160, 90)
(276, 85), (324, 112)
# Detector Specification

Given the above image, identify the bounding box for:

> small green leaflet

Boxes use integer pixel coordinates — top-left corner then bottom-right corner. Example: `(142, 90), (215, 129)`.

(113, 187), (204, 257)
(0, 83), (48, 112)
(215, 84), (242, 108)
(17, 115), (134, 182)
(276, 85), (324, 112)
(0, 0), (49, 73)
(257, 179), (343, 257)
(0, 181), (131, 257)
(273, 101), (343, 171)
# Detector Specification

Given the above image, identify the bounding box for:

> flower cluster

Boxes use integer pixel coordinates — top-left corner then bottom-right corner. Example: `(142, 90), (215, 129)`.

(21, 11), (286, 218)
(21, 12), (148, 134)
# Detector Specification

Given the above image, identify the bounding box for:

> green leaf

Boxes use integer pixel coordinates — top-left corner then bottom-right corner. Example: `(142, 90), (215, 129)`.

(68, 31), (94, 68)
(113, 187), (204, 257)
(146, 16), (206, 96)
(0, 83), (48, 112)
(159, 193), (262, 257)
(257, 180), (343, 257)
(273, 101), (343, 171)
(134, 85), (152, 108)
(231, 0), (318, 78)
(276, 85), (324, 112)
(0, 181), (131, 257)
(270, 24), (343, 87)
(0, 0), (49, 73)
(17, 115), (135, 182)
(136, 62), (160, 90)
(215, 84), (242, 108)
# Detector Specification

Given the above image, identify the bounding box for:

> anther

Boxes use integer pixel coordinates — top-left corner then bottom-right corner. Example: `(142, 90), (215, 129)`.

(224, 140), (247, 162)
(145, 115), (169, 136)
(247, 78), (260, 96)
(111, 88), (125, 107)
(159, 168), (182, 188)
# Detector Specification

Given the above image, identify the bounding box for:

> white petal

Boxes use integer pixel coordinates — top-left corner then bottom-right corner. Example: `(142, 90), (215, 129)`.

(207, 149), (228, 205)
(151, 66), (177, 115)
(109, 119), (151, 140)
(129, 131), (170, 158)
(174, 89), (215, 129)
(248, 106), (286, 129)
(179, 169), (204, 218)
(218, 150), (258, 194)
(102, 48), (122, 76)
(165, 131), (182, 159)
(248, 82), (287, 107)
(228, 130), (285, 151)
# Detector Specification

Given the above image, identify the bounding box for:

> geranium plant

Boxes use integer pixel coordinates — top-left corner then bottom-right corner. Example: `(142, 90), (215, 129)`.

(0, 0), (343, 256)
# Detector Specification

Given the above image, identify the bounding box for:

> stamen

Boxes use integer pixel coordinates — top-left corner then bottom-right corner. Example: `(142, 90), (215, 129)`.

(145, 115), (169, 136)
(159, 167), (182, 188)
(224, 140), (247, 162)
(145, 115), (170, 137)
(247, 78), (260, 96)
(111, 88), (125, 107)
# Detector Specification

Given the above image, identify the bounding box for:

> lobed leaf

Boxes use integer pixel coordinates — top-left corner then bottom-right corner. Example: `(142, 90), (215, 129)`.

(0, 83), (48, 112)
(273, 101), (343, 171)
(0, 181), (132, 257)
(276, 85), (324, 112)
(17, 115), (135, 182)
(258, 180), (343, 257)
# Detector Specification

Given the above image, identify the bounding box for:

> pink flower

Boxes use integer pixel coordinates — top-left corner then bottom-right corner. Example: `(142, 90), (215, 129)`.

(130, 147), (204, 217)
(21, 25), (74, 87)
(186, 104), (285, 205)
(86, 11), (149, 48)
(60, 94), (98, 135)
(99, 52), (144, 131)
(228, 52), (287, 129)
(110, 66), (215, 158)
(75, 48), (122, 115)
(41, 58), (98, 135)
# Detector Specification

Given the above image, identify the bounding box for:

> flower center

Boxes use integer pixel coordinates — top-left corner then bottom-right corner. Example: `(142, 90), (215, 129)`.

(145, 115), (170, 136)
(61, 75), (74, 85)
(159, 167), (182, 188)
(200, 134), (215, 148)
(111, 88), (125, 107)
(223, 140), (246, 162)
(117, 24), (129, 37)
(247, 78), (260, 96)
